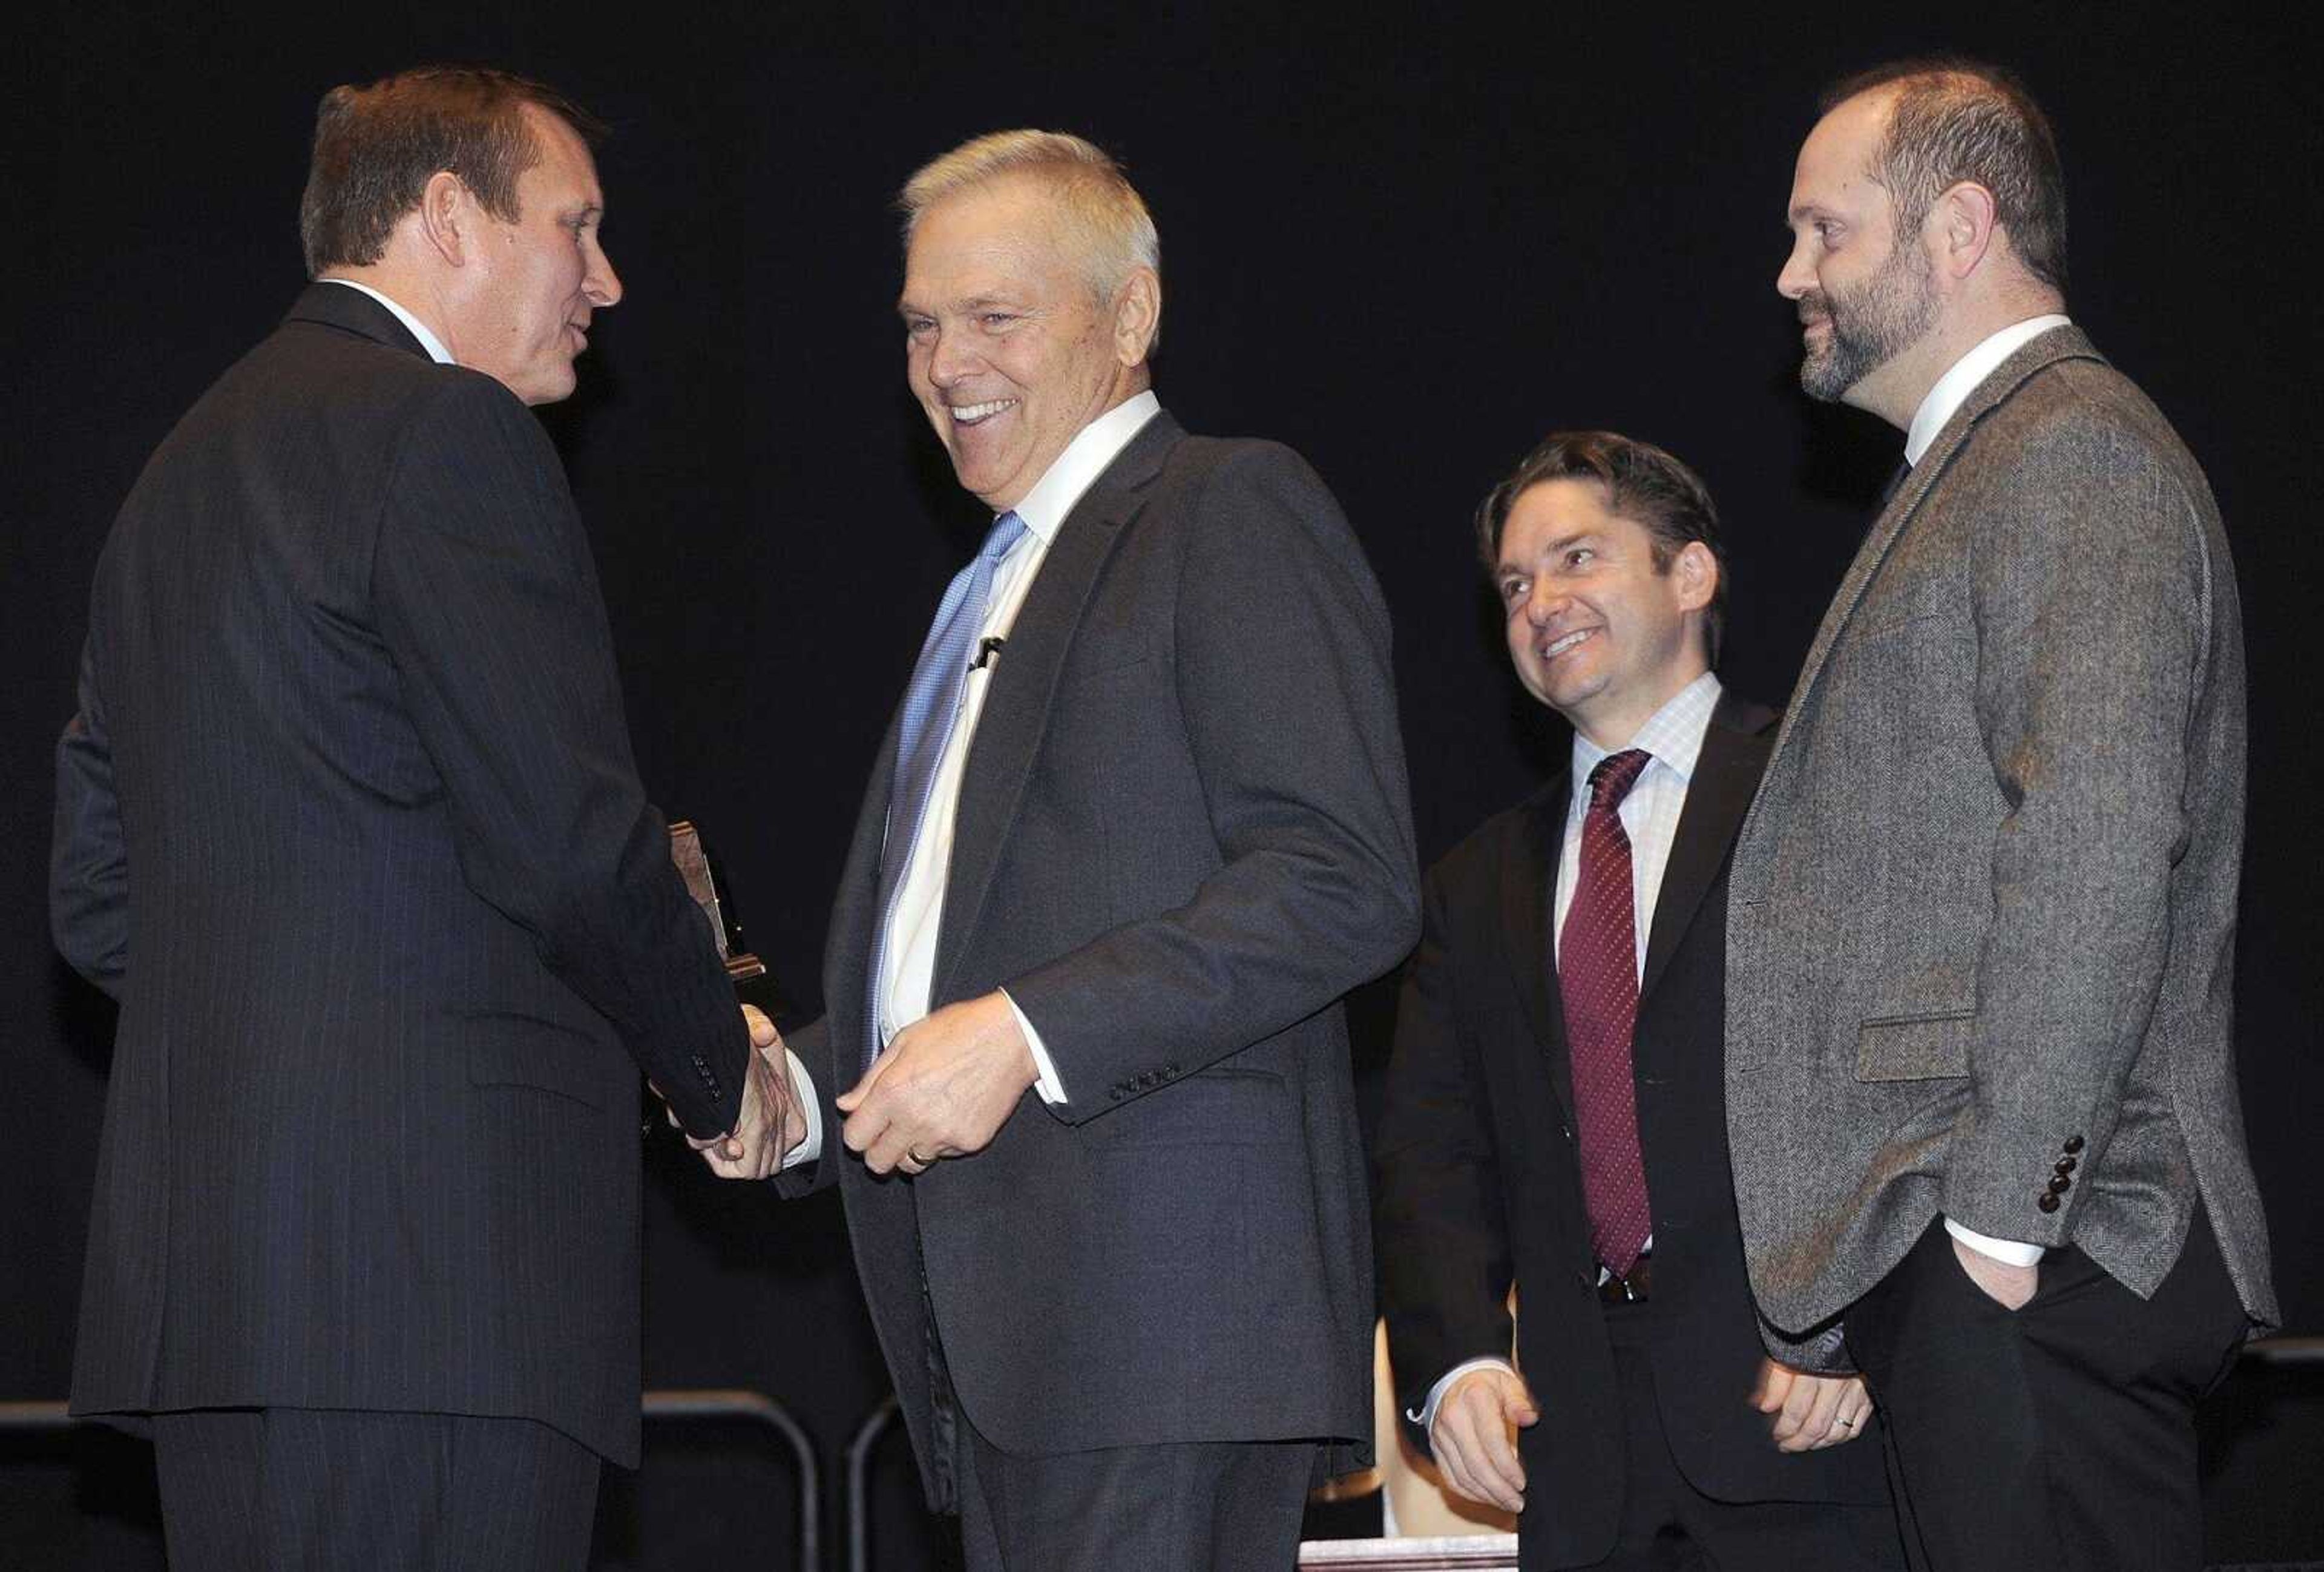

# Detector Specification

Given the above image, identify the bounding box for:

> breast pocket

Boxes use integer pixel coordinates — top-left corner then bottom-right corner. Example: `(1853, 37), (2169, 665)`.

(1856, 1008), (1972, 1082)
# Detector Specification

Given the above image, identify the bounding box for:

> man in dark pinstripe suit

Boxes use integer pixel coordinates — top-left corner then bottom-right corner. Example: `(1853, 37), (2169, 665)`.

(49, 67), (795, 1570)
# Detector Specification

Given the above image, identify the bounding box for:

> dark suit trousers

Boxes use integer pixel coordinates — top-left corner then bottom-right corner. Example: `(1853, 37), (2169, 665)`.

(1598, 1303), (1903, 1572)
(1845, 1211), (2247, 1572)
(151, 1407), (602, 1572)
(957, 1413), (1315, 1572)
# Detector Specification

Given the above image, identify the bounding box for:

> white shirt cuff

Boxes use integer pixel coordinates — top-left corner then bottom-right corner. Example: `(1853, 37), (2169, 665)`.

(1411, 1357), (1518, 1432)
(1943, 1217), (2045, 1267)
(1000, 987), (1066, 1104)
(777, 1047), (823, 1169)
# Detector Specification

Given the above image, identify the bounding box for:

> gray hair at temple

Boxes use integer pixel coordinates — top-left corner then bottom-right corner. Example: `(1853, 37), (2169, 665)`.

(1822, 56), (2069, 294)
(899, 130), (1162, 329)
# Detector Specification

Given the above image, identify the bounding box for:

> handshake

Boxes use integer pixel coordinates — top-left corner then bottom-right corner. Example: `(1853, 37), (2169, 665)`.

(657, 1004), (812, 1180)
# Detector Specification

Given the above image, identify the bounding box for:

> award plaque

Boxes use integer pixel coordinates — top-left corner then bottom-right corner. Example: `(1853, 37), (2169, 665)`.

(667, 820), (779, 1001)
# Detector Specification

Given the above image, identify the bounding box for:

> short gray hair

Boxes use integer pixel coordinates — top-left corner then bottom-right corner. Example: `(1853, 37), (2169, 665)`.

(899, 130), (1161, 305)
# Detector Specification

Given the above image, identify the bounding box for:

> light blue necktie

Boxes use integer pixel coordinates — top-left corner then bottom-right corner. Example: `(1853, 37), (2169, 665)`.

(864, 510), (1028, 1071)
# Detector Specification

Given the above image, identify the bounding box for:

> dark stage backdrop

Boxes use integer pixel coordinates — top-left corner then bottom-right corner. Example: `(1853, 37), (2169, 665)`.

(7, 0), (2317, 1564)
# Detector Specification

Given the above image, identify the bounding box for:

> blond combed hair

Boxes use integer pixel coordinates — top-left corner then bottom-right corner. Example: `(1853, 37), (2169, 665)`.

(899, 130), (1161, 309)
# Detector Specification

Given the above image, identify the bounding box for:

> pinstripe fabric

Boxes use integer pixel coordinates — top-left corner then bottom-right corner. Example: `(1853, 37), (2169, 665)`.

(50, 283), (747, 1471)
(153, 1407), (599, 1571)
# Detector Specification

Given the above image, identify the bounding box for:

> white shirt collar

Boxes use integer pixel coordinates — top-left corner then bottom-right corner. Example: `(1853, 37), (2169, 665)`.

(1904, 314), (2072, 465)
(1570, 670), (1723, 788)
(317, 278), (455, 366)
(1005, 390), (1162, 545)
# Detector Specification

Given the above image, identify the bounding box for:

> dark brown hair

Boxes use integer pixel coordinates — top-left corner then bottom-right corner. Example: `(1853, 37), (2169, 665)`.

(1822, 56), (2068, 292)
(298, 66), (604, 278)
(1475, 430), (1729, 665)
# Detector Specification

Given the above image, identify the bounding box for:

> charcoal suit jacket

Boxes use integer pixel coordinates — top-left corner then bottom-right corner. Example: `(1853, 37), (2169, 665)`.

(781, 411), (1420, 1508)
(1377, 692), (1888, 1568)
(50, 282), (747, 1466)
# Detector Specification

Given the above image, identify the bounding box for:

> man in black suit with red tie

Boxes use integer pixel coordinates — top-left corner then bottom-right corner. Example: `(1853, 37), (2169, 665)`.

(1375, 432), (1901, 1569)
(48, 67), (795, 1570)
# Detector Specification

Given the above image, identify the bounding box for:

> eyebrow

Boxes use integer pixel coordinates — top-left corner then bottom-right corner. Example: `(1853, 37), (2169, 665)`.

(1498, 530), (1603, 573)
(897, 293), (1022, 318)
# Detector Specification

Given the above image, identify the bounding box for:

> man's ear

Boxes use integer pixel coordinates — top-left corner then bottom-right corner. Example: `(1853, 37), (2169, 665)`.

(1673, 540), (1718, 614)
(1113, 266), (1161, 367)
(1928, 179), (1998, 282)
(416, 170), (474, 267)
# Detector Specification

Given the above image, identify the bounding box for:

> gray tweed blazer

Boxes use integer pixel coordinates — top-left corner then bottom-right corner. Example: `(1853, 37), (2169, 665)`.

(1725, 325), (2277, 1350)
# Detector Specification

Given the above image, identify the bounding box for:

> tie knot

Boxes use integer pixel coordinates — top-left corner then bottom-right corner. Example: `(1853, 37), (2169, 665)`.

(1589, 749), (1652, 811)
(981, 510), (1028, 562)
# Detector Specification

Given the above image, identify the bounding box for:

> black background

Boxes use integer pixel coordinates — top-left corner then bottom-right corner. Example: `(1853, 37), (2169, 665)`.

(6, 1), (2317, 1564)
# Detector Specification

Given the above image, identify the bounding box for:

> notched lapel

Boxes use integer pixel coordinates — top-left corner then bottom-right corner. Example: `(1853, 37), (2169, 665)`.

(1502, 784), (1577, 1123)
(1756, 326), (2107, 797)
(1640, 699), (1775, 1001)
(931, 415), (1180, 998)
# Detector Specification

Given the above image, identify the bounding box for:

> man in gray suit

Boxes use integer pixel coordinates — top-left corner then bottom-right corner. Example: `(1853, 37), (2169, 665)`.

(1728, 57), (2277, 1571)
(752, 131), (1418, 1570)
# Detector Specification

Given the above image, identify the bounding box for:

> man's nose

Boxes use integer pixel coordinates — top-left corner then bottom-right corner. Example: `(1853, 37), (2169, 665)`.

(927, 326), (978, 387)
(1776, 238), (1814, 301)
(586, 242), (623, 309)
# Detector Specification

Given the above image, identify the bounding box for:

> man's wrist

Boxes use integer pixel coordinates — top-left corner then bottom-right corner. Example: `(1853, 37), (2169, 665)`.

(1413, 1357), (1517, 1433)
(1943, 1216), (2045, 1267)
(1000, 987), (1066, 1104)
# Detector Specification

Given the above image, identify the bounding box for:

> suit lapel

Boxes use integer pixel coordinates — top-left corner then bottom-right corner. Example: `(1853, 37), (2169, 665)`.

(931, 413), (1181, 998)
(1754, 326), (2107, 798)
(1639, 695), (1775, 1001)
(1502, 780), (1578, 1123)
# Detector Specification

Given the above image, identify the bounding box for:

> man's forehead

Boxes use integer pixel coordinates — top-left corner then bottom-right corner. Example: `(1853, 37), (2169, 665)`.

(902, 215), (1072, 305)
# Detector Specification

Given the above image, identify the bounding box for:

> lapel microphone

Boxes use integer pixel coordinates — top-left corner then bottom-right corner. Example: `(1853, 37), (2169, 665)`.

(972, 636), (1006, 671)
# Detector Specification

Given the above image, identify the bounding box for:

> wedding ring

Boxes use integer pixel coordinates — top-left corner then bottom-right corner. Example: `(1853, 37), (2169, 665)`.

(907, 1148), (932, 1167)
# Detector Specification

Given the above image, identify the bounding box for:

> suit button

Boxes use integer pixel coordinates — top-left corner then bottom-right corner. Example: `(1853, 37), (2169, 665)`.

(1109, 1087), (1125, 1101)
(2063, 1135), (2085, 1154)
(2047, 1174), (2072, 1194)
(2055, 1157), (2078, 1176)
(2038, 1193), (2062, 1214)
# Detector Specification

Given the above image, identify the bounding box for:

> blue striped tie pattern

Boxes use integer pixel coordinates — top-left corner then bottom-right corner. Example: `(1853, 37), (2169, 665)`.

(864, 510), (1028, 1072)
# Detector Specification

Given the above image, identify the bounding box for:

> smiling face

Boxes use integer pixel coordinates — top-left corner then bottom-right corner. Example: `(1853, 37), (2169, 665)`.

(452, 105), (622, 406)
(1495, 478), (1714, 749)
(899, 174), (1154, 511)
(1777, 90), (1940, 415)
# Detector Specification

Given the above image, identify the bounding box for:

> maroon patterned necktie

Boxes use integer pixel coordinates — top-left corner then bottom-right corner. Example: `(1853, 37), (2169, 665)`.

(1559, 748), (1655, 1277)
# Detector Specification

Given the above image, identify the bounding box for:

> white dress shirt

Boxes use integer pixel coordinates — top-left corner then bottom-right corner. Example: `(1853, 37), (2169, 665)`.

(318, 278), (455, 364)
(875, 390), (1164, 1107)
(1417, 673), (1723, 1430)
(1905, 315), (2072, 1272)
(1904, 314), (2072, 465)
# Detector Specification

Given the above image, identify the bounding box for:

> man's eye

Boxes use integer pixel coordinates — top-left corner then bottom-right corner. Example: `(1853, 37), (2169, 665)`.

(1499, 578), (1526, 602)
(980, 312), (1016, 329)
(1565, 550), (1594, 568)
